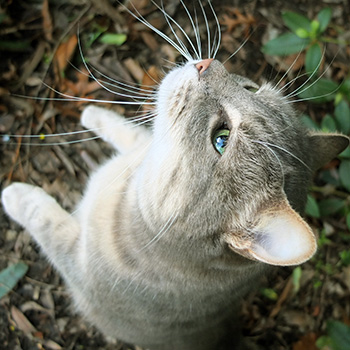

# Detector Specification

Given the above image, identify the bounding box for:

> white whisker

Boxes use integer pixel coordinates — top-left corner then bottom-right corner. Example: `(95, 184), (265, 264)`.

(138, 213), (178, 252)
(285, 47), (327, 99)
(253, 140), (311, 171)
(68, 60), (159, 96)
(208, 0), (221, 58)
(7, 135), (102, 147)
(275, 50), (304, 92)
(123, 1), (193, 61)
(38, 81), (156, 105)
(251, 140), (285, 188)
(222, 34), (251, 65)
(199, 0), (211, 58)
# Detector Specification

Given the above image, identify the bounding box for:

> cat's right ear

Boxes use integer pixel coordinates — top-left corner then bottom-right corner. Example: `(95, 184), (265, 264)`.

(309, 133), (349, 170)
(225, 198), (317, 266)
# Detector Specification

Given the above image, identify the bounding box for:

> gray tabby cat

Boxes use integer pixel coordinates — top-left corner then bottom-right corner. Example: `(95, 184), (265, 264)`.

(1, 1), (349, 350)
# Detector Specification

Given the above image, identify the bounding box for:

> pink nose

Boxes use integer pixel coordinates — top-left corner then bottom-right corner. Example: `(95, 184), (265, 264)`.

(195, 59), (214, 75)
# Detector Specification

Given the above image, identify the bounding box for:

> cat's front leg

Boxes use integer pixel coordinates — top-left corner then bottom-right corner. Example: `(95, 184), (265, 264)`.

(81, 105), (151, 154)
(2, 183), (79, 272)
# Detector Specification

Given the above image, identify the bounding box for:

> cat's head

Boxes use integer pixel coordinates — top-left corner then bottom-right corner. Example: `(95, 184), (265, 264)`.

(146, 59), (349, 266)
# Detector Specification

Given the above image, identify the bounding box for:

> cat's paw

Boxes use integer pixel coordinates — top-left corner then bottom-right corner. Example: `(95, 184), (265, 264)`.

(81, 105), (102, 130)
(2, 183), (56, 228)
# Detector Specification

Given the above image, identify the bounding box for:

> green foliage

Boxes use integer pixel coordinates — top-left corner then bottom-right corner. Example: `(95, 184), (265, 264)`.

(262, 8), (334, 77)
(297, 78), (339, 104)
(99, 33), (127, 46)
(262, 32), (309, 56)
(339, 250), (350, 266)
(0, 262), (28, 299)
(84, 23), (127, 48)
(305, 194), (321, 218)
(261, 288), (278, 300)
(317, 320), (350, 350)
(292, 266), (302, 293)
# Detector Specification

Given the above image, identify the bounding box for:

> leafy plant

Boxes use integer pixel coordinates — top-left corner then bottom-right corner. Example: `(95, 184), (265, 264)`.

(263, 8), (333, 73)
(263, 8), (350, 105)
(316, 320), (350, 350)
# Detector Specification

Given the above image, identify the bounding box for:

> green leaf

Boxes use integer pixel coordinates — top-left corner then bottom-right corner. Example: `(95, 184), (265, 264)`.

(339, 159), (350, 191)
(300, 114), (320, 130)
(340, 147), (350, 159)
(0, 40), (31, 51)
(262, 32), (310, 56)
(99, 33), (127, 46)
(310, 20), (320, 38)
(319, 198), (345, 216)
(305, 43), (322, 76)
(0, 13), (8, 24)
(347, 212), (350, 230)
(298, 78), (339, 103)
(282, 11), (311, 33)
(320, 170), (341, 187)
(321, 114), (337, 132)
(316, 335), (332, 348)
(326, 320), (350, 350)
(261, 288), (278, 300)
(305, 194), (321, 218)
(317, 8), (332, 33)
(292, 266), (302, 293)
(339, 250), (350, 266)
(295, 28), (310, 39)
(0, 262), (29, 299)
(339, 79), (350, 101)
(335, 100), (350, 134)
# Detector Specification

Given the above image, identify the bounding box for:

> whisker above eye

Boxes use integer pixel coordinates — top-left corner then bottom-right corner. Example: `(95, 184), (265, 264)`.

(251, 140), (311, 171)
(251, 140), (285, 188)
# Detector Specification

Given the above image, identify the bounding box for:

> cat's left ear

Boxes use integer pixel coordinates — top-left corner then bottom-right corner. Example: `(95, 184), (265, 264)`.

(225, 199), (317, 266)
(309, 133), (349, 170)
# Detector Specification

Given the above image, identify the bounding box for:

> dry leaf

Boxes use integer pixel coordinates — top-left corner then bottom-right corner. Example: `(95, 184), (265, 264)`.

(221, 8), (256, 34)
(292, 332), (318, 350)
(140, 31), (159, 51)
(42, 339), (63, 350)
(141, 65), (161, 113)
(11, 305), (37, 334)
(142, 65), (161, 89)
(42, 0), (53, 41)
(54, 34), (78, 75)
(123, 58), (145, 82)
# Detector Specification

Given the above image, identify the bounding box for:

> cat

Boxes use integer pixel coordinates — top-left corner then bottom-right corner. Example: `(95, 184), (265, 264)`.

(1, 1), (349, 350)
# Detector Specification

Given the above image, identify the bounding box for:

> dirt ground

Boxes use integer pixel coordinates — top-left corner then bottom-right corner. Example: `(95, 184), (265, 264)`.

(0, 0), (349, 349)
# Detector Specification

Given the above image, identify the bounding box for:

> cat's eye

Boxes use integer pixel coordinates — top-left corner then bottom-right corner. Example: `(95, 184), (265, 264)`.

(212, 129), (230, 155)
(245, 86), (258, 93)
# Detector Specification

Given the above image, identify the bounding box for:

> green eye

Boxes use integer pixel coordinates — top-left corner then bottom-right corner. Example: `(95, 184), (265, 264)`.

(213, 129), (230, 155)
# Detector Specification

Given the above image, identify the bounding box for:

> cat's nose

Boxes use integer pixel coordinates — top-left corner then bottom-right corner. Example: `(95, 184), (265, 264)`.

(195, 59), (214, 75)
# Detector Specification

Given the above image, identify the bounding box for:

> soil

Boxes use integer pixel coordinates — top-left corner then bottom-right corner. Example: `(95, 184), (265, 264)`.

(0, 1), (349, 350)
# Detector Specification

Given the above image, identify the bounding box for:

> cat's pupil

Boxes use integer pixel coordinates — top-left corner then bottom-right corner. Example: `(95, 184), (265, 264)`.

(213, 129), (230, 155)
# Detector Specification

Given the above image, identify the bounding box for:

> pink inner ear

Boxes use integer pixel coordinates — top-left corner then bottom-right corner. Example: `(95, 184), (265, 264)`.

(226, 199), (317, 266)
(248, 208), (317, 266)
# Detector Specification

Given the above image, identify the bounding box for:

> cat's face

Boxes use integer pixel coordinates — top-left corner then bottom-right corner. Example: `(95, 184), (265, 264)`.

(142, 59), (319, 266)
